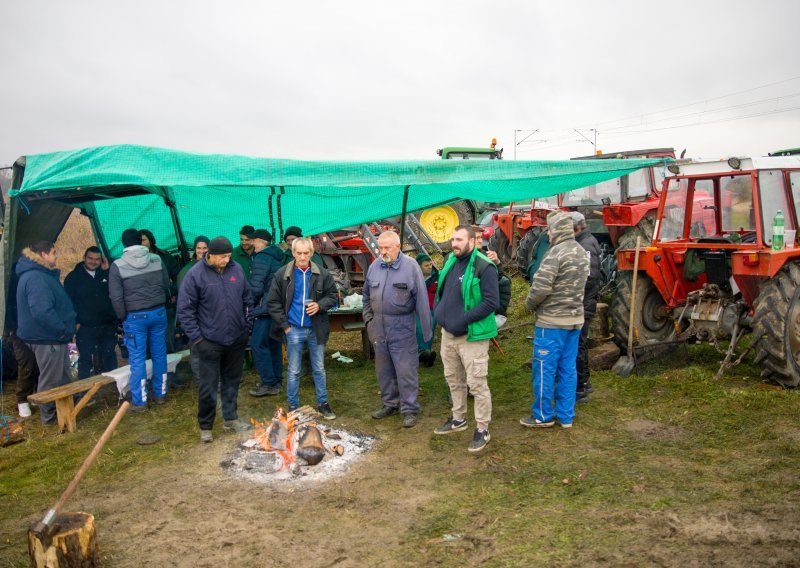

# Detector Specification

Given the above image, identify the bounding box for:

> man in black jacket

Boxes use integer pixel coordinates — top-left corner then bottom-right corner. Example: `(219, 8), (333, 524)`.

(571, 212), (602, 403)
(64, 247), (118, 379)
(267, 237), (338, 419)
(247, 229), (285, 397)
(178, 236), (253, 442)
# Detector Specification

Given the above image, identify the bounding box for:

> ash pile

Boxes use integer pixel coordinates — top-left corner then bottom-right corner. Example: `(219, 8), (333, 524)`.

(221, 406), (375, 485)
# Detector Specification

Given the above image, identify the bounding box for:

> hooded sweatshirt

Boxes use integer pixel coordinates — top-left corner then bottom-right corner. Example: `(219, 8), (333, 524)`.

(108, 245), (170, 320)
(525, 211), (589, 328)
(15, 248), (76, 344)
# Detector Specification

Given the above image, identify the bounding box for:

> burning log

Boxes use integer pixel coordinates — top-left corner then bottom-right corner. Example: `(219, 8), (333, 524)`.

(296, 424), (326, 466)
(248, 407), (346, 472)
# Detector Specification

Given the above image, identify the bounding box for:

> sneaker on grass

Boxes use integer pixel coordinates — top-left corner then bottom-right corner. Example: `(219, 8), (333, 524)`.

(468, 428), (490, 452)
(519, 416), (555, 428)
(371, 405), (399, 420)
(223, 419), (252, 432)
(200, 430), (213, 443)
(18, 402), (32, 418)
(433, 416), (468, 435)
(318, 403), (336, 420)
(250, 384), (281, 397)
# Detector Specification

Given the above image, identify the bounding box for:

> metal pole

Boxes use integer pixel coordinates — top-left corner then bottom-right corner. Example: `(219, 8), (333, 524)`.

(164, 197), (189, 264)
(399, 185), (410, 246)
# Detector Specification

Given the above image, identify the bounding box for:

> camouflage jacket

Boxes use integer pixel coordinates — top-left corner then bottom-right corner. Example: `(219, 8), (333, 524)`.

(525, 211), (589, 329)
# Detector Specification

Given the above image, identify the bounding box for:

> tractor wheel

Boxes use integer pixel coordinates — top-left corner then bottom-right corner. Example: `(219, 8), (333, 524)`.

(417, 201), (475, 249)
(488, 228), (513, 265)
(751, 262), (800, 387)
(516, 228), (544, 279)
(616, 213), (657, 250)
(610, 271), (673, 353)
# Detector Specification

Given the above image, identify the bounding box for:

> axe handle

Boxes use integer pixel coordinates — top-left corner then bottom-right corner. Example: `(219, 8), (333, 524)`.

(37, 401), (130, 532)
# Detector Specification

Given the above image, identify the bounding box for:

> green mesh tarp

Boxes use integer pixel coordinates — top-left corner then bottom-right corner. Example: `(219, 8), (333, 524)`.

(11, 145), (667, 257)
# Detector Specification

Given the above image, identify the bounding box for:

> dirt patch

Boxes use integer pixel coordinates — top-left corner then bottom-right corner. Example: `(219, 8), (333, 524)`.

(623, 419), (687, 443)
(57, 427), (444, 567)
(641, 506), (800, 567)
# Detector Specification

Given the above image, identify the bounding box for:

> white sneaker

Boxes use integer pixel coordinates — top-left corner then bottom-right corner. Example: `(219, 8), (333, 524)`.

(18, 402), (32, 418)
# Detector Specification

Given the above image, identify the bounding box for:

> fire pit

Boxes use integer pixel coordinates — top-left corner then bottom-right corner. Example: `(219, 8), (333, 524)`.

(221, 406), (375, 486)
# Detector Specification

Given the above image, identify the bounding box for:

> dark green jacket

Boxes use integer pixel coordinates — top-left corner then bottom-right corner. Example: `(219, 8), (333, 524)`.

(232, 245), (252, 276)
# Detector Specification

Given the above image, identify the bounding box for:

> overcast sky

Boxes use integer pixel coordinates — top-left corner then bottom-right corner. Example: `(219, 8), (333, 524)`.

(2, 1), (798, 165)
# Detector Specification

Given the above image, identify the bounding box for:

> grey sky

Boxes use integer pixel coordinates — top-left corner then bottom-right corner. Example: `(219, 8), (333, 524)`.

(2, 0), (798, 165)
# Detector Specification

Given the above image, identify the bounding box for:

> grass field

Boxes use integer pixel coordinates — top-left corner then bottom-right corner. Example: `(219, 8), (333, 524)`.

(2, 275), (799, 566)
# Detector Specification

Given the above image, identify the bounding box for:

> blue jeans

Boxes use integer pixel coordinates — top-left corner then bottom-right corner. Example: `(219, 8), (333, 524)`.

(531, 326), (580, 425)
(123, 306), (168, 406)
(286, 326), (327, 409)
(250, 317), (283, 387)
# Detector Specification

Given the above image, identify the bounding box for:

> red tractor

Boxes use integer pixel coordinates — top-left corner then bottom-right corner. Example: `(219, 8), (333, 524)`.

(611, 155), (800, 386)
(488, 148), (676, 280)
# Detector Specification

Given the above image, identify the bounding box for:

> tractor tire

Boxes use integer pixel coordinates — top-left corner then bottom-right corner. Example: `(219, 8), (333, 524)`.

(516, 228), (544, 279)
(416, 201), (475, 250)
(751, 262), (800, 387)
(616, 212), (657, 251)
(610, 271), (673, 353)
(488, 229), (513, 265)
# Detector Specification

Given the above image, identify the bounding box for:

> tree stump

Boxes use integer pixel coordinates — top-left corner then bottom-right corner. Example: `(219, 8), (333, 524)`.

(588, 303), (610, 343)
(589, 342), (620, 371)
(28, 512), (99, 568)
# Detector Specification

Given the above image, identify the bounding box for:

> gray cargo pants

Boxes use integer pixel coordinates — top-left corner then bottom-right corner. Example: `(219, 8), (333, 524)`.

(27, 343), (72, 424)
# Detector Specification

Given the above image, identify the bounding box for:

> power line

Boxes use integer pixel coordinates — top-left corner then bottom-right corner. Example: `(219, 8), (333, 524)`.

(573, 74), (800, 131)
(516, 104), (800, 155)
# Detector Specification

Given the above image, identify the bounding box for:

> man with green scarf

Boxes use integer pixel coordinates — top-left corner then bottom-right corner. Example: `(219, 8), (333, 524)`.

(432, 225), (499, 452)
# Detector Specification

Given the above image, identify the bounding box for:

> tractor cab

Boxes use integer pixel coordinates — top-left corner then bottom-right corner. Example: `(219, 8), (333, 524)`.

(612, 155), (800, 387)
(565, 148), (675, 247)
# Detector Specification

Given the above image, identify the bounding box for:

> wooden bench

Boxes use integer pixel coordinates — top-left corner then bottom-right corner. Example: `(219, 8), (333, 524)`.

(27, 375), (116, 433)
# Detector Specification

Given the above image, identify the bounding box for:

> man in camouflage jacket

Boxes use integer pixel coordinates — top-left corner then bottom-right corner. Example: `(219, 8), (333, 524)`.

(521, 211), (589, 429)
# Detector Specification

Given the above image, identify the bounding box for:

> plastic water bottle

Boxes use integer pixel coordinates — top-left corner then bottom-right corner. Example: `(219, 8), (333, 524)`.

(772, 210), (785, 251)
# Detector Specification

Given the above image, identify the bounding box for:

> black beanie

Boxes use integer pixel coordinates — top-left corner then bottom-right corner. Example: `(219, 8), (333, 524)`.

(207, 236), (233, 255)
(193, 235), (210, 247)
(283, 226), (303, 241)
(121, 228), (142, 248)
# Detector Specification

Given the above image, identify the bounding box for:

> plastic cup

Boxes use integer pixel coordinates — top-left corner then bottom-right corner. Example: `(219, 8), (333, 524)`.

(786, 229), (796, 248)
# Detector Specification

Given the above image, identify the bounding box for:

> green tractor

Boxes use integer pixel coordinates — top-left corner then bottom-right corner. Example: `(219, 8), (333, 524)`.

(414, 140), (502, 247)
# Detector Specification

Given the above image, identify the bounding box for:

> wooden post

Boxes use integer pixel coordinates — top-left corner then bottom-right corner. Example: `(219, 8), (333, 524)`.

(28, 512), (98, 567)
(55, 397), (77, 433)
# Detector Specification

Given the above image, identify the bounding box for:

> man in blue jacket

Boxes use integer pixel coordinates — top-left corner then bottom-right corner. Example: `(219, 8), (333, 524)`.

(178, 236), (254, 443)
(247, 229), (285, 397)
(16, 242), (77, 424)
(64, 247), (118, 379)
(267, 237), (338, 419)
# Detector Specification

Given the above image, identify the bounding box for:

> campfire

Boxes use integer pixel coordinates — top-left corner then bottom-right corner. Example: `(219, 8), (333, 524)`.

(221, 406), (375, 485)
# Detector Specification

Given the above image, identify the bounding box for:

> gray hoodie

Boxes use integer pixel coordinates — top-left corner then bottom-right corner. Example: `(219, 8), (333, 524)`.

(525, 211), (589, 329)
(109, 245), (170, 320)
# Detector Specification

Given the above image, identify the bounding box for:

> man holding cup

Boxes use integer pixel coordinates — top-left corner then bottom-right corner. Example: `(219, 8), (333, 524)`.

(267, 237), (339, 419)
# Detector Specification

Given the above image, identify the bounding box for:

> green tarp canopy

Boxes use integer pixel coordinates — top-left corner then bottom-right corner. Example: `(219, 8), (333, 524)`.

(10, 144), (667, 258)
